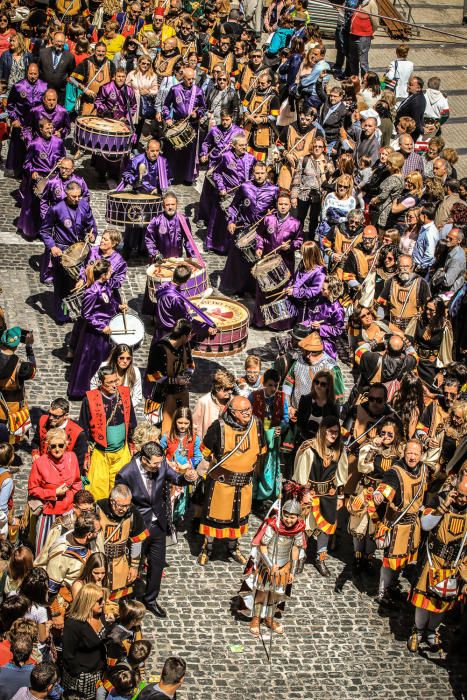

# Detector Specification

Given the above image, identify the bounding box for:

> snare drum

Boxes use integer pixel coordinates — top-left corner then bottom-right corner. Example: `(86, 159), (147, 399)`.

(252, 254), (291, 293)
(146, 258), (208, 301)
(106, 191), (163, 227)
(61, 241), (90, 280)
(109, 311), (145, 349)
(190, 296), (249, 357)
(74, 117), (132, 160)
(62, 287), (85, 321)
(235, 229), (257, 264)
(165, 120), (196, 150)
(260, 298), (295, 327)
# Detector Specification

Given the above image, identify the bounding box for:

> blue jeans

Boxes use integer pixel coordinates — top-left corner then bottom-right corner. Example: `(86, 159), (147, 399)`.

(348, 34), (372, 77)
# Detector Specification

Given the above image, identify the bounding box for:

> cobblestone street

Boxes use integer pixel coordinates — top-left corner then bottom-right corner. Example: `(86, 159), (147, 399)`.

(0, 1), (467, 695)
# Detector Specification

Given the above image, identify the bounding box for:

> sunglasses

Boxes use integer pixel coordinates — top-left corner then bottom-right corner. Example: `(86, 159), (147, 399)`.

(48, 411), (65, 418)
(308, 350), (322, 356)
(50, 443), (65, 448)
(368, 397), (384, 404)
(314, 380), (328, 388)
(233, 408), (252, 415)
(380, 431), (394, 436)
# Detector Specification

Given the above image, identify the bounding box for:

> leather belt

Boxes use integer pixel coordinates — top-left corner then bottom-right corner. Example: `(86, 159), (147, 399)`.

(360, 474), (380, 488)
(209, 465), (253, 487)
(105, 542), (128, 558)
(396, 512), (418, 525)
(308, 479), (336, 496)
(429, 538), (463, 563)
(418, 347), (438, 361)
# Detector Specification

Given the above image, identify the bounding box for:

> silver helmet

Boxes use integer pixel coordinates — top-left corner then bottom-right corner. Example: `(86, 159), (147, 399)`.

(282, 499), (302, 516)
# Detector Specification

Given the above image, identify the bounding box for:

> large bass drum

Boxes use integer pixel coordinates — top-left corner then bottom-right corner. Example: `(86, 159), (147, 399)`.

(190, 296), (249, 357)
(74, 117), (132, 160)
(146, 258), (208, 301)
(106, 191), (163, 227)
(109, 311), (145, 349)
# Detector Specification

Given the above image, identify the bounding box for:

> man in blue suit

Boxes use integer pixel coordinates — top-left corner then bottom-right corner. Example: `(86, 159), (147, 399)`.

(116, 441), (198, 618)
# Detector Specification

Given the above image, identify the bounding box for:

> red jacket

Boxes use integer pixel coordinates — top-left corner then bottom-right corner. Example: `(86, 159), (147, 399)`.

(28, 452), (81, 515)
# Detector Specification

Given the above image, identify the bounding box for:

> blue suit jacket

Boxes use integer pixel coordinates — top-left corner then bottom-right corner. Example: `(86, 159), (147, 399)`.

(115, 456), (186, 531)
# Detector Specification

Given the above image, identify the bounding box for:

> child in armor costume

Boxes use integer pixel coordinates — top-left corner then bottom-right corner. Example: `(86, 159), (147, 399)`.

(238, 488), (306, 637)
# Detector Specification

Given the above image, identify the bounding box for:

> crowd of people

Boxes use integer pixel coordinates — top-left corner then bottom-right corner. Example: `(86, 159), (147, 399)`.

(0, 0), (465, 696)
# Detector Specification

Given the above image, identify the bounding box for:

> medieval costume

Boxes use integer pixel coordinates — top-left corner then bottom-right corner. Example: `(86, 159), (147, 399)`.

(79, 386), (136, 500)
(243, 85), (280, 161)
(159, 430), (203, 523)
(198, 411), (267, 564)
(405, 314), (453, 386)
(150, 280), (211, 345)
(69, 54), (115, 116)
(301, 293), (345, 360)
(25, 102), (71, 144)
(277, 119), (317, 191)
(377, 272), (430, 333)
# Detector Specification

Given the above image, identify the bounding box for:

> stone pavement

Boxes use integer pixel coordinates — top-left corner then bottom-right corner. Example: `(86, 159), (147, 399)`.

(1, 1), (467, 694)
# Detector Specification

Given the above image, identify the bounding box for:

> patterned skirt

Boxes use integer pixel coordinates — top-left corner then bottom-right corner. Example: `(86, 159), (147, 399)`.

(62, 669), (102, 700)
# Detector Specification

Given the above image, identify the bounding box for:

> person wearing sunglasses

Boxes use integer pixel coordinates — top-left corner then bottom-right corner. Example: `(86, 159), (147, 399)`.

(349, 417), (401, 574)
(204, 71), (240, 128)
(197, 395), (267, 566)
(297, 370), (340, 442)
(28, 427), (82, 555)
(416, 376), (461, 452)
(31, 397), (88, 474)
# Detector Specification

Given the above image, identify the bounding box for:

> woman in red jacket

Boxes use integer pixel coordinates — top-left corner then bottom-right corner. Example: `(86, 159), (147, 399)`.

(28, 427), (81, 555)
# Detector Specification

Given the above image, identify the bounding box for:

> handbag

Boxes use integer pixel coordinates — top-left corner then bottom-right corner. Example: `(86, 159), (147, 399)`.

(383, 60), (398, 92)
(27, 498), (43, 516)
(140, 94), (156, 119)
(374, 465), (426, 550)
(0, 392), (31, 441)
(427, 529), (467, 599)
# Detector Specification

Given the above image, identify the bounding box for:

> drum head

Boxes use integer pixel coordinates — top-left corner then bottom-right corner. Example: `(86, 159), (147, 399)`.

(108, 192), (162, 202)
(109, 312), (145, 347)
(191, 297), (249, 331)
(237, 229), (256, 247)
(77, 117), (130, 136)
(61, 241), (88, 268)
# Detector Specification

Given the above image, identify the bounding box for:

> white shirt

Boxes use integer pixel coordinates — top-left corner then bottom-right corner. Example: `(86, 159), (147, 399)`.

(386, 59), (414, 99)
(135, 457), (158, 523)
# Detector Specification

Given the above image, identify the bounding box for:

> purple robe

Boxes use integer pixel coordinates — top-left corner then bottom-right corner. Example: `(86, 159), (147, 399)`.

(302, 297), (345, 359)
(252, 213), (303, 329)
(220, 180), (279, 294)
(289, 264), (326, 323)
(198, 124), (243, 224)
(79, 247), (127, 290)
(206, 150), (256, 253)
(6, 77), (48, 175)
(119, 152), (170, 193)
(18, 135), (65, 240)
(162, 83), (206, 184)
(39, 198), (98, 322)
(67, 281), (121, 399)
(95, 81), (137, 124)
(39, 174), (90, 219)
(152, 281), (210, 344)
(145, 212), (196, 260)
(24, 103), (71, 146)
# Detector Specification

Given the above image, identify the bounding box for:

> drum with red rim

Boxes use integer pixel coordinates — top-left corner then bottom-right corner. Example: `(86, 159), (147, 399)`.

(190, 296), (249, 357)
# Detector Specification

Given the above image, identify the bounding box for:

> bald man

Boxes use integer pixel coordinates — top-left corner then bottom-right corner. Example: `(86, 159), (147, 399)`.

(25, 89), (71, 145)
(377, 254), (430, 332)
(198, 396), (267, 566)
(38, 32), (76, 105)
(162, 67), (206, 184)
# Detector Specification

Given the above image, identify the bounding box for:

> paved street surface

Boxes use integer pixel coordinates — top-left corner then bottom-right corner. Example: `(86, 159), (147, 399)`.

(1, 2), (467, 696)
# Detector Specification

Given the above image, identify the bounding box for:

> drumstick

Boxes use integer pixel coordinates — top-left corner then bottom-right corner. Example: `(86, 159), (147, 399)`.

(259, 242), (290, 263)
(265, 288), (288, 301)
(120, 288), (128, 333)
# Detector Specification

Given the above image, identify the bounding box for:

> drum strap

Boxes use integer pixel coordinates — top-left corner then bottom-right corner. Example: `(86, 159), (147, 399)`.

(177, 214), (204, 268)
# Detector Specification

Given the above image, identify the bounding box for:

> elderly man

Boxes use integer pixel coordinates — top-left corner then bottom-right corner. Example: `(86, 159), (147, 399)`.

(25, 88), (70, 145)
(242, 70), (280, 161)
(39, 157), (90, 219)
(96, 484), (148, 599)
(431, 227), (466, 298)
(163, 67), (206, 185)
(373, 440), (427, 604)
(198, 396), (267, 566)
(5, 63), (48, 177)
(432, 157), (449, 184)
(396, 76), (426, 140)
(435, 179), (462, 230)
(355, 333), (418, 396)
(399, 134), (424, 175)
(39, 182), (97, 322)
(69, 42), (116, 116)
(116, 441), (198, 617)
(377, 254), (430, 332)
(38, 31), (76, 105)
(343, 117), (380, 166)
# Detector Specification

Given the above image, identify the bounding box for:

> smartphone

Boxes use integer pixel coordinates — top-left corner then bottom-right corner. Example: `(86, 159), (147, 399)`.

(20, 329), (32, 343)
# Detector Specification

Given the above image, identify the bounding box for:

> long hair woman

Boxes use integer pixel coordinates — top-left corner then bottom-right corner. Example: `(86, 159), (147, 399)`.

(288, 241), (326, 324)
(91, 343), (142, 407)
(296, 369), (340, 441)
(391, 374), (425, 440)
(293, 415), (348, 576)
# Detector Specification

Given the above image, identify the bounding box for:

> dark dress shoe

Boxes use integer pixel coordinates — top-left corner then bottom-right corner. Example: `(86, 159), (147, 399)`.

(315, 557), (331, 577)
(145, 601), (167, 618)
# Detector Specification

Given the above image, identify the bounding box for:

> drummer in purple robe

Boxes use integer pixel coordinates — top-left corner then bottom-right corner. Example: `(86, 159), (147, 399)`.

(145, 192), (199, 261)
(152, 263), (216, 344)
(207, 132), (256, 254)
(18, 118), (66, 241)
(5, 63), (47, 178)
(286, 241), (327, 324)
(94, 67), (137, 182)
(301, 276), (345, 359)
(197, 110), (243, 226)
(24, 89), (71, 146)
(39, 182), (97, 323)
(39, 157), (90, 285)
(67, 259), (127, 400)
(117, 139), (171, 259)
(162, 67), (206, 185)
(220, 161), (278, 295)
(252, 192), (303, 330)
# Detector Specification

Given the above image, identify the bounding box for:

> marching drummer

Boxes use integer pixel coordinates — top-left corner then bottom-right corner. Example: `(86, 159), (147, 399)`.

(40, 157), (90, 220)
(39, 182), (97, 323)
(76, 229), (127, 291)
(145, 191), (200, 262)
(24, 89), (71, 146)
(17, 117), (66, 242)
(118, 139), (171, 258)
(162, 67), (206, 185)
(252, 192), (303, 330)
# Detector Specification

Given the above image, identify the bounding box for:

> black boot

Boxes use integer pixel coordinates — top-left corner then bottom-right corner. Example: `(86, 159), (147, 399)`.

(315, 552), (330, 577)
